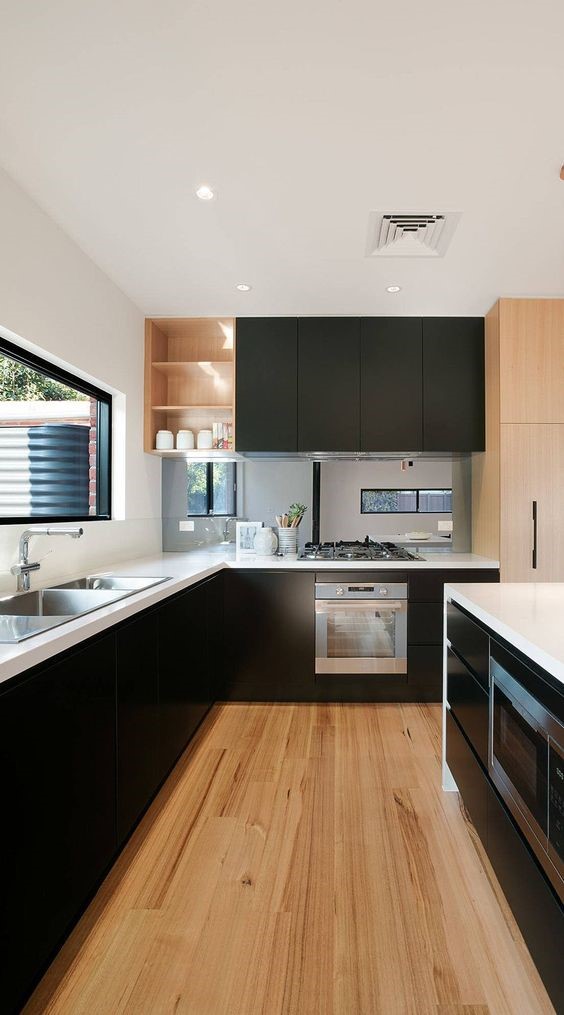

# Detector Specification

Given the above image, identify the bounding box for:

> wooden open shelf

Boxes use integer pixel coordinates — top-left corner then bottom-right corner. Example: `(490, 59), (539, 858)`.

(152, 361), (233, 378)
(146, 448), (243, 461)
(144, 318), (235, 454)
(152, 404), (232, 415)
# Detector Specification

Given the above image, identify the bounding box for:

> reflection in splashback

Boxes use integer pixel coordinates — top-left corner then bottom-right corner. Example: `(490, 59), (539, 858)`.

(161, 457), (470, 553)
(161, 459), (313, 552)
(161, 514), (231, 552)
(162, 461), (222, 551)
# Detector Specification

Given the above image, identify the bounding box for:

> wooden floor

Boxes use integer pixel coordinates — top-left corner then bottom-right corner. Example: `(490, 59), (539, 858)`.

(25, 703), (554, 1014)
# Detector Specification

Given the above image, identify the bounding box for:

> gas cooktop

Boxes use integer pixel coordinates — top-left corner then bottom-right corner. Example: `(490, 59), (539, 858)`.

(300, 539), (423, 561)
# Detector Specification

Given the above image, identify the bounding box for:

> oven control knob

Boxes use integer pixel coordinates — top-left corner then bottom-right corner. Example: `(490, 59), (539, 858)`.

(335, 586), (344, 596)
(379, 587), (389, 596)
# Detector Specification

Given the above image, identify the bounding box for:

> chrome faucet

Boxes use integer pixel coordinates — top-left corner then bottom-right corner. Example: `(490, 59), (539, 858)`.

(11, 526), (84, 592)
(222, 517), (238, 543)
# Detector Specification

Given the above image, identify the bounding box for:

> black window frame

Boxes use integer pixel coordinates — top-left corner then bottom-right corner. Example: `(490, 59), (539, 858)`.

(187, 461), (237, 518)
(0, 336), (112, 524)
(360, 488), (452, 514)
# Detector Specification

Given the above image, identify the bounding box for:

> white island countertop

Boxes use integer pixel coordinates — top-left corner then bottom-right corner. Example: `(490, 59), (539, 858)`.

(445, 582), (564, 686)
(0, 547), (498, 686)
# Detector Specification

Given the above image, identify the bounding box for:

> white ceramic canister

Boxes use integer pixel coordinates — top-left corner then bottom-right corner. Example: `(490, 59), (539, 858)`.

(254, 526), (278, 556)
(176, 429), (195, 450)
(156, 429), (174, 450)
(197, 429), (213, 450)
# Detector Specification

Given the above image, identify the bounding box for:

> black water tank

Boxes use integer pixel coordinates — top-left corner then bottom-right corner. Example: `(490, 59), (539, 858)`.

(28, 424), (89, 515)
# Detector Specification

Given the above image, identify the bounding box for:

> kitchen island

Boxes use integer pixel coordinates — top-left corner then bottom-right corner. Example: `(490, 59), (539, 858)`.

(443, 582), (564, 1012)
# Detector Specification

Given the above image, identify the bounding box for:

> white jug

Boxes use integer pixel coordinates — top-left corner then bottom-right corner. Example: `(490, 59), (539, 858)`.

(253, 526), (278, 556)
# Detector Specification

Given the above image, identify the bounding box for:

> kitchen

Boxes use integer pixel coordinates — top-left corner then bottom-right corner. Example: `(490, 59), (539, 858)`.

(0, 2), (563, 1013)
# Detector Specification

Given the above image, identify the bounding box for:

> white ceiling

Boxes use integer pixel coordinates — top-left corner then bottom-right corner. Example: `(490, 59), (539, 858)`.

(1, 0), (563, 317)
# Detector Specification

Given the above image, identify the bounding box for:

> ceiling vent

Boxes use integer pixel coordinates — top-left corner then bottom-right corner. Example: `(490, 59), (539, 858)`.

(366, 212), (460, 257)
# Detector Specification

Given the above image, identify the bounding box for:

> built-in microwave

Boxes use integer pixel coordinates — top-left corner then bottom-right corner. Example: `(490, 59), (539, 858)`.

(490, 642), (564, 902)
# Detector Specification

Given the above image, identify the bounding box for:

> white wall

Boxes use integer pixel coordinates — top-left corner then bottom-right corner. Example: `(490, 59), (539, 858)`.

(0, 168), (161, 592)
(320, 459), (453, 541)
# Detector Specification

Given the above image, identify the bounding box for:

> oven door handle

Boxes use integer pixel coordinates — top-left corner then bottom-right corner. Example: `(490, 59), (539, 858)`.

(315, 600), (405, 613)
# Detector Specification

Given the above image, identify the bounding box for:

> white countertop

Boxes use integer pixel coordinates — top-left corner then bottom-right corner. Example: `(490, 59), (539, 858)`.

(0, 547), (498, 687)
(445, 582), (564, 685)
(371, 533), (453, 546)
(230, 549), (496, 569)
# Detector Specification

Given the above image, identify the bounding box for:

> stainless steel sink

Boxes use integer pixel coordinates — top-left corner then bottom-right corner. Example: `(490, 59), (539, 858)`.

(0, 588), (126, 617)
(52, 575), (169, 592)
(0, 575), (172, 643)
(0, 615), (78, 643)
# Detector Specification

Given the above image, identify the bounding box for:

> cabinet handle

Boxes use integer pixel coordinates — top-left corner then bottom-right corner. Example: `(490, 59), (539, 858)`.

(532, 500), (538, 570)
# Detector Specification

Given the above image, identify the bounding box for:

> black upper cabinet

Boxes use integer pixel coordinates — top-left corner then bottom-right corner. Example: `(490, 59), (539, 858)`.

(235, 315), (484, 453)
(298, 318), (360, 451)
(236, 318), (298, 452)
(422, 318), (485, 452)
(361, 318), (423, 451)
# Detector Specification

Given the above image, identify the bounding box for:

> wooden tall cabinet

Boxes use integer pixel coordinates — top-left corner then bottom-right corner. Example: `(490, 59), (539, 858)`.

(472, 298), (564, 580)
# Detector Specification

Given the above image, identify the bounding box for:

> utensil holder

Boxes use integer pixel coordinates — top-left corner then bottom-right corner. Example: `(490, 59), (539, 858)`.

(277, 527), (298, 556)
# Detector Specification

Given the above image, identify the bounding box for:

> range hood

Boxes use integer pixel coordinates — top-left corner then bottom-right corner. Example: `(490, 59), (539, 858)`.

(239, 450), (464, 461)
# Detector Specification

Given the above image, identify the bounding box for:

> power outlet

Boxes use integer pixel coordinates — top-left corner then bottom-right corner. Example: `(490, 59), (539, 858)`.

(438, 520), (453, 534)
(179, 520), (195, 532)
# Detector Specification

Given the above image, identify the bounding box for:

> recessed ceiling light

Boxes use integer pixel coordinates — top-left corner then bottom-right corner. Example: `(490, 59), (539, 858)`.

(386, 285), (402, 293)
(236, 283), (252, 292)
(196, 184), (214, 201)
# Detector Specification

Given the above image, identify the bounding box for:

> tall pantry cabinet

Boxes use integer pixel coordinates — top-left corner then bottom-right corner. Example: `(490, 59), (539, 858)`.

(472, 299), (564, 580)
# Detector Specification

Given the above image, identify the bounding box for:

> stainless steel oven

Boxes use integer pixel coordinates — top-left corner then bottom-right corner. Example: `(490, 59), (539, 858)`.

(490, 644), (564, 901)
(315, 581), (407, 675)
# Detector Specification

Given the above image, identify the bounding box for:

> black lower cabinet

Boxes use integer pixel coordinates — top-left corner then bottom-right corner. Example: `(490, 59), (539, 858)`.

(117, 611), (160, 844)
(407, 568), (499, 701)
(446, 708), (564, 1012)
(408, 602), (443, 645)
(223, 568), (499, 703)
(0, 634), (117, 1015)
(207, 573), (224, 700)
(409, 568), (499, 603)
(223, 570), (315, 700)
(446, 601), (490, 689)
(406, 645), (443, 702)
(0, 578), (223, 1013)
(445, 708), (488, 842)
(487, 786), (564, 1013)
(447, 647), (489, 766)
(314, 672), (407, 703)
(157, 581), (212, 777)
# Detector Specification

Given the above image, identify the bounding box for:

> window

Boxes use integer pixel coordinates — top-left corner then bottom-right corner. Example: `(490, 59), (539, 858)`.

(417, 488), (453, 512)
(361, 488), (452, 514)
(187, 461), (237, 516)
(0, 337), (111, 521)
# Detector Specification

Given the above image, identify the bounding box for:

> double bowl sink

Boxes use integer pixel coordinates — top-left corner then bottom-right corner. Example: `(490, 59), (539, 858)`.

(0, 575), (171, 643)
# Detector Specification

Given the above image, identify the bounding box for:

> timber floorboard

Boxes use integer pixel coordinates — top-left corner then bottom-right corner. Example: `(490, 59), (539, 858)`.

(24, 703), (554, 1014)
